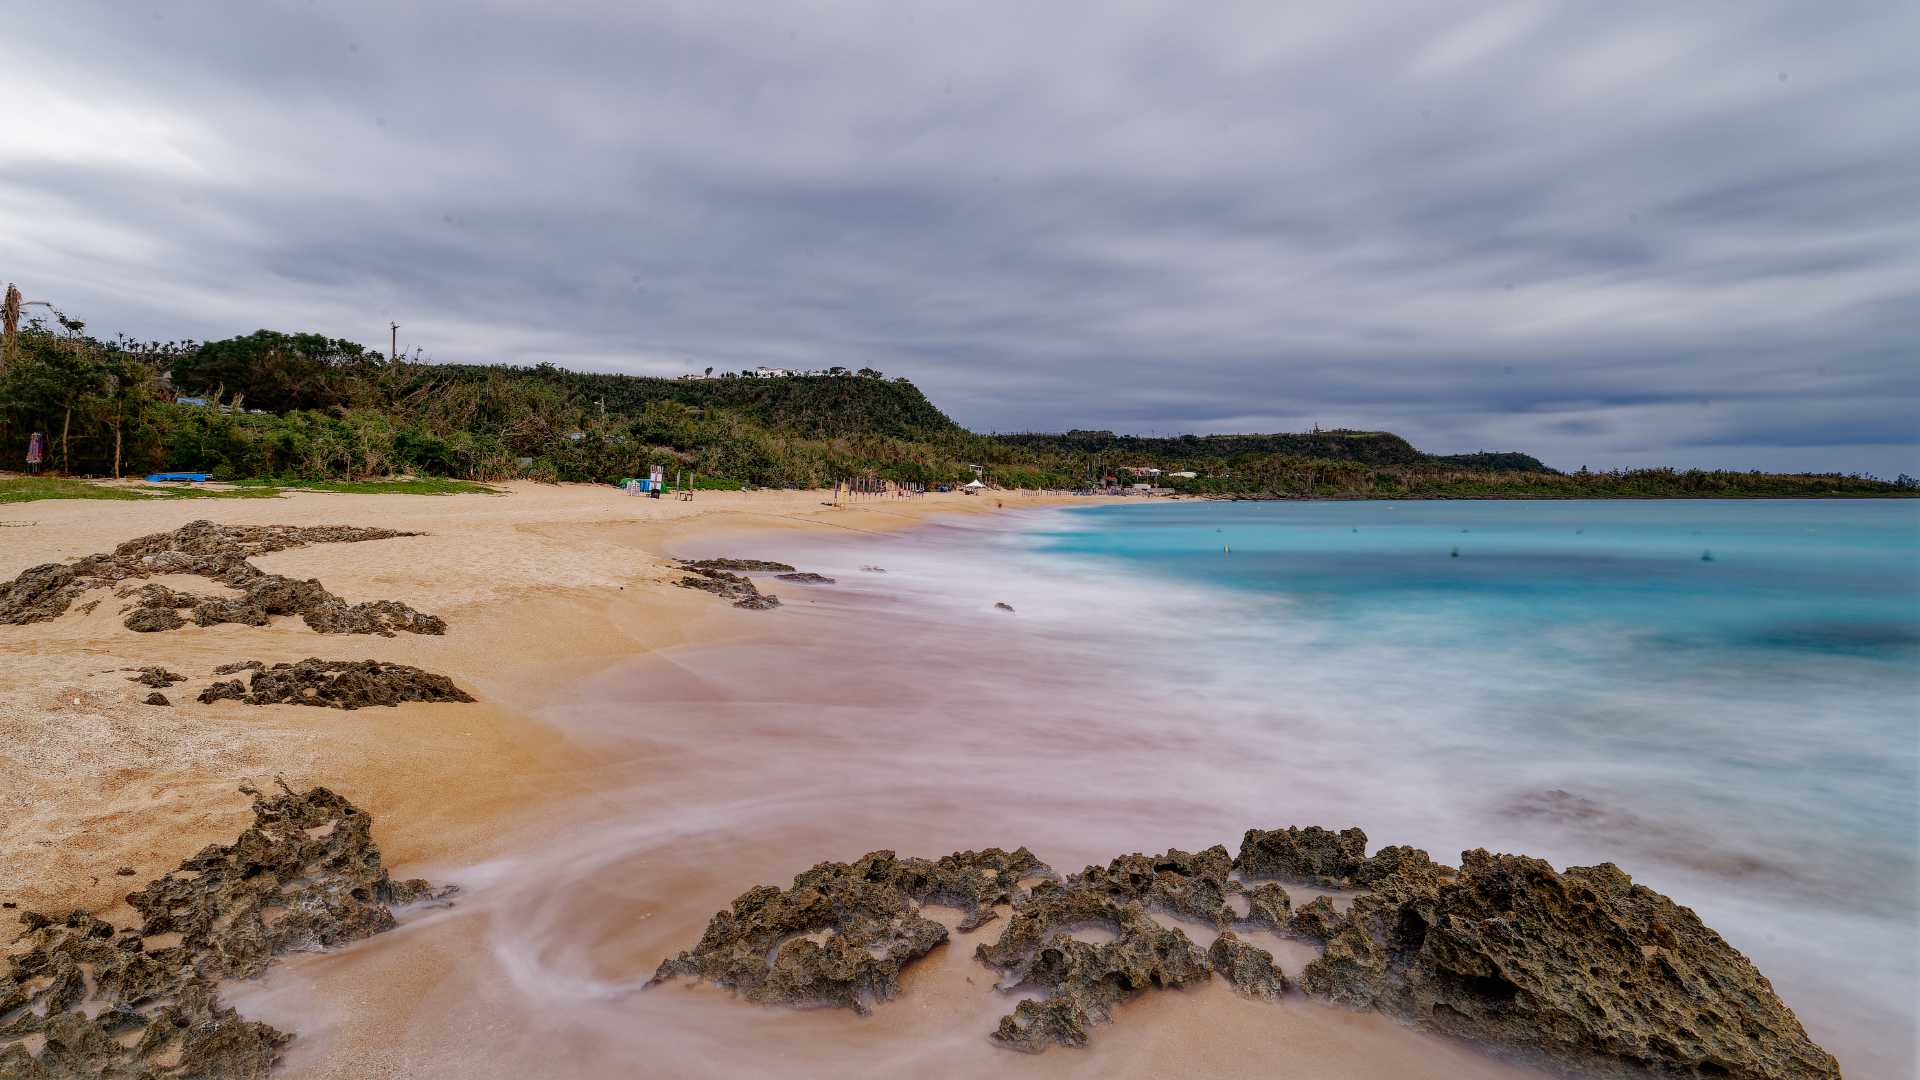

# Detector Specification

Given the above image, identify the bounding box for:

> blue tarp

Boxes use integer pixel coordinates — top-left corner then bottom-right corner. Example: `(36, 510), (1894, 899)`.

(145, 472), (212, 483)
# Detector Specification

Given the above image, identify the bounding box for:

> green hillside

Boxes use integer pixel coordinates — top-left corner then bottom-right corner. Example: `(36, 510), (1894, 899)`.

(0, 318), (1910, 498)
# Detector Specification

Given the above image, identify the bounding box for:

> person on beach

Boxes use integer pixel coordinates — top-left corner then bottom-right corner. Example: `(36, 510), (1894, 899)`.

(25, 431), (45, 475)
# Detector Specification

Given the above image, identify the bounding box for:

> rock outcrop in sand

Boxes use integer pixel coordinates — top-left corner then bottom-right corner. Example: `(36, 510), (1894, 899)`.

(648, 827), (1839, 1078)
(1295, 847), (1840, 1080)
(0, 520), (445, 637)
(673, 566), (781, 610)
(679, 558), (798, 573)
(0, 783), (451, 1080)
(197, 658), (476, 710)
(647, 848), (1052, 1013)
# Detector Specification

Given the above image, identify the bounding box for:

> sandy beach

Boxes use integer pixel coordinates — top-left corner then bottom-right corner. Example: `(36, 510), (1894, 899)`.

(2, 483), (1860, 1079)
(0, 483), (1073, 921)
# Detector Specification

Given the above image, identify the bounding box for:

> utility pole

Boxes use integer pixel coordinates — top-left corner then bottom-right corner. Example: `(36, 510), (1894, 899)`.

(390, 321), (399, 362)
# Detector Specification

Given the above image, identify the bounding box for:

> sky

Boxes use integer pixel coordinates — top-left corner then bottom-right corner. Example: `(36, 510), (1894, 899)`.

(4, 2), (1916, 475)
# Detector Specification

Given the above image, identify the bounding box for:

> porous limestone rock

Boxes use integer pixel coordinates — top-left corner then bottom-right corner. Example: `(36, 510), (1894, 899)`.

(197, 680), (247, 704)
(1208, 932), (1289, 999)
(234, 658), (475, 710)
(678, 558), (798, 573)
(1297, 849), (1841, 1080)
(0, 520), (442, 637)
(1071, 845), (1239, 927)
(975, 878), (1213, 1052)
(125, 666), (185, 688)
(0, 782), (451, 1080)
(647, 849), (1033, 1014)
(651, 829), (1838, 1077)
(674, 567), (781, 610)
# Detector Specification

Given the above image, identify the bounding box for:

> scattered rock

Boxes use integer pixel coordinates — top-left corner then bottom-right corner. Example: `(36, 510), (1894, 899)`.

(197, 680), (247, 704)
(235, 658), (475, 710)
(125, 666), (185, 688)
(114, 867), (135, 876)
(674, 567), (781, 610)
(678, 558), (797, 573)
(994, 602), (1014, 612)
(647, 848), (1052, 1014)
(773, 572), (836, 584)
(0, 519), (442, 637)
(0, 782), (452, 1080)
(860, 565), (887, 573)
(214, 659), (266, 675)
(143, 692), (171, 707)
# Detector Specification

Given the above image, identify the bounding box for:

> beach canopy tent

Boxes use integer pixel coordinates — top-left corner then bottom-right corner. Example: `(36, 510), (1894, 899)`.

(963, 479), (986, 489)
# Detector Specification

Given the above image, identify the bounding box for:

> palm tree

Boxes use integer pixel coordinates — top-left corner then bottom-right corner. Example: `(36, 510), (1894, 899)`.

(2, 283), (53, 369)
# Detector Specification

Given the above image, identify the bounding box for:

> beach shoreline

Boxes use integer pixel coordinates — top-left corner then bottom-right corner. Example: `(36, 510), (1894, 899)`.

(2, 485), (1888, 1078)
(0, 482), (1079, 923)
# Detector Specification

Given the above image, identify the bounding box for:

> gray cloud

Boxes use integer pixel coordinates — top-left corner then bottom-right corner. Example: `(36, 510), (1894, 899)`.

(3, 1), (1916, 473)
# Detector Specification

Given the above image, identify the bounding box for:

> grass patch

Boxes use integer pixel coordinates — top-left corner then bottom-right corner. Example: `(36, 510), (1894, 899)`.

(231, 477), (500, 495)
(0, 477), (286, 503)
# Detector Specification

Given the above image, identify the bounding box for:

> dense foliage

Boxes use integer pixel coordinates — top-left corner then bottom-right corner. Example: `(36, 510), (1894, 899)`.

(1, 313), (1911, 498)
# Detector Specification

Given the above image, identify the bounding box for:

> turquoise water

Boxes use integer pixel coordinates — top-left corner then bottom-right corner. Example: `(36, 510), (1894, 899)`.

(1023, 498), (1919, 1068)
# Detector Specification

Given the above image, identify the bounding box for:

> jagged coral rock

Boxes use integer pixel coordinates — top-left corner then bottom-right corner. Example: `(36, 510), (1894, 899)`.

(0, 520), (441, 637)
(645, 830), (1839, 1076)
(1242, 881), (1293, 929)
(647, 849), (1014, 1014)
(0, 783), (451, 1080)
(975, 881), (1213, 1053)
(678, 558), (798, 573)
(1298, 849), (1840, 1080)
(1072, 845), (1239, 927)
(674, 567), (781, 610)
(1208, 932), (1289, 999)
(125, 666), (186, 688)
(197, 680), (247, 704)
(236, 658), (475, 710)
(1236, 825), (1369, 885)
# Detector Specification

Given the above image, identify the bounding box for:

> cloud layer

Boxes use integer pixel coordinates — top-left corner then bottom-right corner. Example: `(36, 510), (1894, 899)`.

(5, 1), (1916, 472)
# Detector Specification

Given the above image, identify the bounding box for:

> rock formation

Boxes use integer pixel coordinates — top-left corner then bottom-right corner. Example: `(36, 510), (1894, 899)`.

(221, 658), (475, 710)
(0, 520), (444, 637)
(678, 558), (797, 573)
(192, 659), (472, 709)
(1296, 848), (1840, 1080)
(124, 666), (185, 688)
(649, 828), (1839, 1078)
(774, 572), (836, 584)
(648, 848), (1050, 1013)
(673, 566), (781, 610)
(0, 783), (451, 1080)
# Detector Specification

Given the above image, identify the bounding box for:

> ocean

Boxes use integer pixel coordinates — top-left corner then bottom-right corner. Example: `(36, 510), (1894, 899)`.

(730, 497), (1919, 1075)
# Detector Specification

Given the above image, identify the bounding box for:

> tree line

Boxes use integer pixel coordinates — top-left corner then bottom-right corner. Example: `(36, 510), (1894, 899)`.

(1, 303), (1911, 497)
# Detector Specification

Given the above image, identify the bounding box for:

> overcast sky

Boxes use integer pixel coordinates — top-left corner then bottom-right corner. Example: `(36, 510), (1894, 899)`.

(5, 2), (1916, 473)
